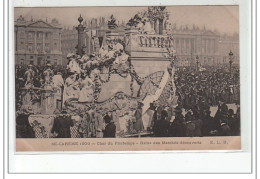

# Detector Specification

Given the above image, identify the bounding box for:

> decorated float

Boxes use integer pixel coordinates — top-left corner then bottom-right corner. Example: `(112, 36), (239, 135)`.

(17, 7), (179, 138)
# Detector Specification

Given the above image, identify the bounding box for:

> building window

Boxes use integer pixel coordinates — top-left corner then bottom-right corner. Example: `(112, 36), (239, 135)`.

(45, 33), (49, 39)
(28, 32), (34, 39)
(186, 39), (189, 49)
(20, 41), (24, 45)
(36, 43), (42, 53)
(37, 32), (42, 39)
(53, 33), (58, 39)
(20, 59), (24, 65)
(28, 46), (33, 53)
(30, 56), (33, 59)
(45, 43), (50, 53)
(30, 60), (34, 65)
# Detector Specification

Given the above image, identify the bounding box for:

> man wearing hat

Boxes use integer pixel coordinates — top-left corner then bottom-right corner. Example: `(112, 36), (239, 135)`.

(168, 106), (185, 137)
(103, 114), (116, 138)
(16, 106), (35, 138)
(153, 110), (170, 137)
(52, 110), (74, 138)
(134, 101), (144, 135)
(214, 98), (228, 124)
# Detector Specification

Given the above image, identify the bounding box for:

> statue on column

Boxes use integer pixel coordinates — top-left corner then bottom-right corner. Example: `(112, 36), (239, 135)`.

(108, 14), (118, 29)
(142, 18), (155, 34)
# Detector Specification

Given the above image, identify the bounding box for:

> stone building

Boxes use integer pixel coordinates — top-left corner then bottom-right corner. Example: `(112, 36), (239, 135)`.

(14, 15), (62, 66)
(169, 27), (220, 66)
(164, 25), (239, 67)
(218, 34), (240, 65)
(60, 15), (239, 67)
(60, 27), (79, 65)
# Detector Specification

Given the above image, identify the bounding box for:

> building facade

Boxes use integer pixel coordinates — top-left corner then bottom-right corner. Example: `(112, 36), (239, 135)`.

(60, 16), (239, 67)
(61, 27), (79, 65)
(218, 34), (240, 65)
(168, 27), (239, 67)
(170, 28), (219, 66)
(14, 15), (62, 66)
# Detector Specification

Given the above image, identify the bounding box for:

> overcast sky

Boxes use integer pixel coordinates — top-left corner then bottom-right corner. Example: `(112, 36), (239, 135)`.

(14, 6), (239, 35)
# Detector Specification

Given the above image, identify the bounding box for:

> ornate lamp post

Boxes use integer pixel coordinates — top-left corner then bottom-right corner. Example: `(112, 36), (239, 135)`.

(76, 15), (86, 56)
(196, 55), (199, 71)
(229, 50), (233, 77)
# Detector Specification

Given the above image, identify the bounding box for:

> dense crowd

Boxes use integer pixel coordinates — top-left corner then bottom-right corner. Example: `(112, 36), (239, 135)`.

(175, 65), (240, 108)
(150, 97), (240, 137)
(15, 63), (240, 138)
(150, 65), (240, 137)
(15, 36), (240, 138)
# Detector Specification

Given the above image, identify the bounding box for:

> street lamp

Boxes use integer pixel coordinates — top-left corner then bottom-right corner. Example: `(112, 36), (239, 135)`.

(196, 55), (199, 71)
(76, 15), (86, 56)
(229, 50), (233, 77)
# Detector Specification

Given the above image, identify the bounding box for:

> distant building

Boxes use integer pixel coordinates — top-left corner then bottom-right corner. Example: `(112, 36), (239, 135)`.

(218, 34), (239, 65)
(60, 27), (79, 65)
(168, 26), (239, 66)
(170, 27), (220, 66)
(14, 15), (62, 66)
(60, 16), (239, 67)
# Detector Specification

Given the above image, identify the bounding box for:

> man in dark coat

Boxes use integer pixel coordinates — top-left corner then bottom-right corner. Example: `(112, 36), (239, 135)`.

(201, 110), (214, 136)
(52, 110), (74, 138)
(16, 113), (35, 138)
(227, 109), (236, 135)
(103, 114), (116, 138)
(153, 110), (170, 137)
(214, 99), (228, 122)
(168, 106), (185, 137)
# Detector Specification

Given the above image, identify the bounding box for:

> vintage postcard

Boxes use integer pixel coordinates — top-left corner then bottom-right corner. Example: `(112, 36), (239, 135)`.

(13, 5), (242, 151)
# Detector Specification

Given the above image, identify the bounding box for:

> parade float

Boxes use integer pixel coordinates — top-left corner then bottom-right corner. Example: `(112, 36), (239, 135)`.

(18, 7), (179, 138)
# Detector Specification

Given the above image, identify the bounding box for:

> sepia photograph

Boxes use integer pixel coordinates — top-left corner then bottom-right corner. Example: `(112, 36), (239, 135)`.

(14, 6), (241, 151)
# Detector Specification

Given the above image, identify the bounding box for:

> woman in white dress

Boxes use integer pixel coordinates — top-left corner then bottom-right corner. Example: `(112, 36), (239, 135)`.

(63, 74), (80, 104)
(78, 75), (94, 103)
